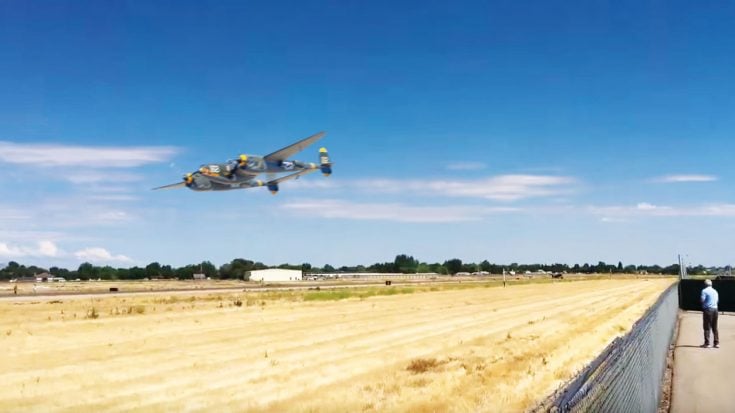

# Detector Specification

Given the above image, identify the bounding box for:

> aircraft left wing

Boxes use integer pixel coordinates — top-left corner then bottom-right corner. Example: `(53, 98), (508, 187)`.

(264, 131), (325, 162)
(153, 181), (187, 190)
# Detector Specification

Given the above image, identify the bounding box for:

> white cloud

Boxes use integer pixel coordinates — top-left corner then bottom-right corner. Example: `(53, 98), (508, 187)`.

(74, 247), (132, 263)
(38, 240), (60, 257)
(282, 199), (519, 223)
(652, 174), (718, 183)
(87, 194), (140, 202)
(0, 240), (62, 258)
(590, 203), (735, 218)
(0, 239), (131, 264)
(65, 172), (144, 184)
(445, 161), (486, 171)
(0, 242), (25, 258)
(356, 174), (576, 201)
(0, 205), (31, 221)
(0, 141), (178, 168)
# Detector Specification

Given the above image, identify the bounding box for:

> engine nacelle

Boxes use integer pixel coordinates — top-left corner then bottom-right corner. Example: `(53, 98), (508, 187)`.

(267, 183), (279, 194)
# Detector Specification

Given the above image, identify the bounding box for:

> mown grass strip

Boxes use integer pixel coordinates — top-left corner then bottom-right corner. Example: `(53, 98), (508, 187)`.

(303, 287), (416, 301)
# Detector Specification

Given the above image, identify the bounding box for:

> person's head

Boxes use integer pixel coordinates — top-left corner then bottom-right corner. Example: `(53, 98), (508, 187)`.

(705, 279), (712, 286)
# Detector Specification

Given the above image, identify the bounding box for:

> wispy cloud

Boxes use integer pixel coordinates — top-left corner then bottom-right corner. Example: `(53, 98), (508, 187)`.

(0, 205), (32, 221)
(87, 194), (140, 202)
(0, 238), (132, 264)
(356, 174), (576, 201)
(445, 161), (486, 171)
(0, 240), (62, 258)
(651, 174), (718, 183)
(65, 172), (144, 184)
(590, 202), (735, 218)
(74, 247), (132, 263)
(0, 141), (178, 168)
(282, 199), (520, 223)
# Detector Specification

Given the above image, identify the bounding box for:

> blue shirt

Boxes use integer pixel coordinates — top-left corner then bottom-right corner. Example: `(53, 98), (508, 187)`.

(701, 286), (719, 310)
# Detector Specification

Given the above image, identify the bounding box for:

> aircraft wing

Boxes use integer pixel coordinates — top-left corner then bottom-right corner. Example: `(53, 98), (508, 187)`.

(266, 168), (317, 185)
(263, 131), (325, 162)
(153, 182), (187, 190)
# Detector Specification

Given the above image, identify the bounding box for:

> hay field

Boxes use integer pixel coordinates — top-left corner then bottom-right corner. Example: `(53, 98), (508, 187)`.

(0, 278), (673, 412)
(0, 279), (249, 297)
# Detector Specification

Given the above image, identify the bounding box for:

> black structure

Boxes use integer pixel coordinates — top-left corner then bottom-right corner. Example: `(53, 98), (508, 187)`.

(679, 279), (735, 311)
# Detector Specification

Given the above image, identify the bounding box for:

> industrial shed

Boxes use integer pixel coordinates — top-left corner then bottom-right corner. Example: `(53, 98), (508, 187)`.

(247, 268), (302, 282)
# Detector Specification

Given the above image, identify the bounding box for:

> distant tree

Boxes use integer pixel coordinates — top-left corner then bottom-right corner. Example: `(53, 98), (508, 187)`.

(427, 263), (446, 274)
(160, 265), (174, 278)
(662, 264), (680, 275)
(617, 261), (624, 272)
(174, 265), (194, 279)
(145, 262), (162, 278)
(323, 264), (335, 273)
(78, 262), (97, 280)
(394, 254), (419, 273)
(689, 265), (707, 275)
(98, 266), (118, 280)
(460, 263), (477, 273)
(129, 266), (146, 279)
(444, 258), (463, 275)
(200, 261), (217, 277)
(416, 262), (432, 273)
(116, 268), (131, 280)
(219, 263), (234, 279)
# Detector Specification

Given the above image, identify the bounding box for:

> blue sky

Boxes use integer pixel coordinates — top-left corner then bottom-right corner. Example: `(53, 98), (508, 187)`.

(1, 1), (734, 269)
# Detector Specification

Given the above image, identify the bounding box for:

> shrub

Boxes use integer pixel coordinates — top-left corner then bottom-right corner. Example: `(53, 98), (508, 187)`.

(407, 358), (440, 374)
(85, 307), (99, 319)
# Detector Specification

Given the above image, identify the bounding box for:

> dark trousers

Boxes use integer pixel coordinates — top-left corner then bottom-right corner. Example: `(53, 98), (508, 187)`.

(703, 308), (719, 345)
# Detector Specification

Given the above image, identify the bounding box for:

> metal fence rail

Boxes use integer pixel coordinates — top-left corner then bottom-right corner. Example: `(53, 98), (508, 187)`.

(536, 284), (678, 413)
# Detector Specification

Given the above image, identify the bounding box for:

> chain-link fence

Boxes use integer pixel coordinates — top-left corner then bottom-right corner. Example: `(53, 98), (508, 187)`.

(535, 283), (678, 413)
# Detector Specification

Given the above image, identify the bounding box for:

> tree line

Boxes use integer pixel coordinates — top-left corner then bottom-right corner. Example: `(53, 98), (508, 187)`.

(0, 254), (713, 281)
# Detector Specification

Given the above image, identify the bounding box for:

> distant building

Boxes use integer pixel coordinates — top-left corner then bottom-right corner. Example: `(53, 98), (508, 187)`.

(247, 268), (302, 282)
(35, 272), (51, 282)
(193, 273), (206, 280)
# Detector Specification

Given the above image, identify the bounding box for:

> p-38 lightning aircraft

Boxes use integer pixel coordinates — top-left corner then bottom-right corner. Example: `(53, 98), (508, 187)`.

(154, 131), (331, 194)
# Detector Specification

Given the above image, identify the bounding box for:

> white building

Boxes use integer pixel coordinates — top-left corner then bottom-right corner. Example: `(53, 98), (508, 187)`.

(247, 268), (302, 282)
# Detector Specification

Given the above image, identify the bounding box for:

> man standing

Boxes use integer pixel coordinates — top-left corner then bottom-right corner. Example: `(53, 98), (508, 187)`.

(701, 279), (719, 348)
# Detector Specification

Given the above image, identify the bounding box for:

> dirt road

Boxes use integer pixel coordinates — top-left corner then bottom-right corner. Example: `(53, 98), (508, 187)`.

(0, 278), (673, 412)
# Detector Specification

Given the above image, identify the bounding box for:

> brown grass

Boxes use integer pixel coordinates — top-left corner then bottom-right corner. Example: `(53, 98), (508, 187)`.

(0, 278), (673, 412)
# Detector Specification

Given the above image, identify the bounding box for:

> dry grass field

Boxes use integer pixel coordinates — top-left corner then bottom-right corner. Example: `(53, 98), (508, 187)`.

(0, 278), (673, 412)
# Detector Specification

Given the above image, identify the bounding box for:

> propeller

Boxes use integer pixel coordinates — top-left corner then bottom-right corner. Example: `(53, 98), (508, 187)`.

(152, 172), (195, 190)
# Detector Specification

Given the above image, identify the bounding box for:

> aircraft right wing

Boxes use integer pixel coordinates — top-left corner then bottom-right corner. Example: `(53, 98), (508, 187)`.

(263, 132), (326, 162)
(266, 168), (317, 185)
